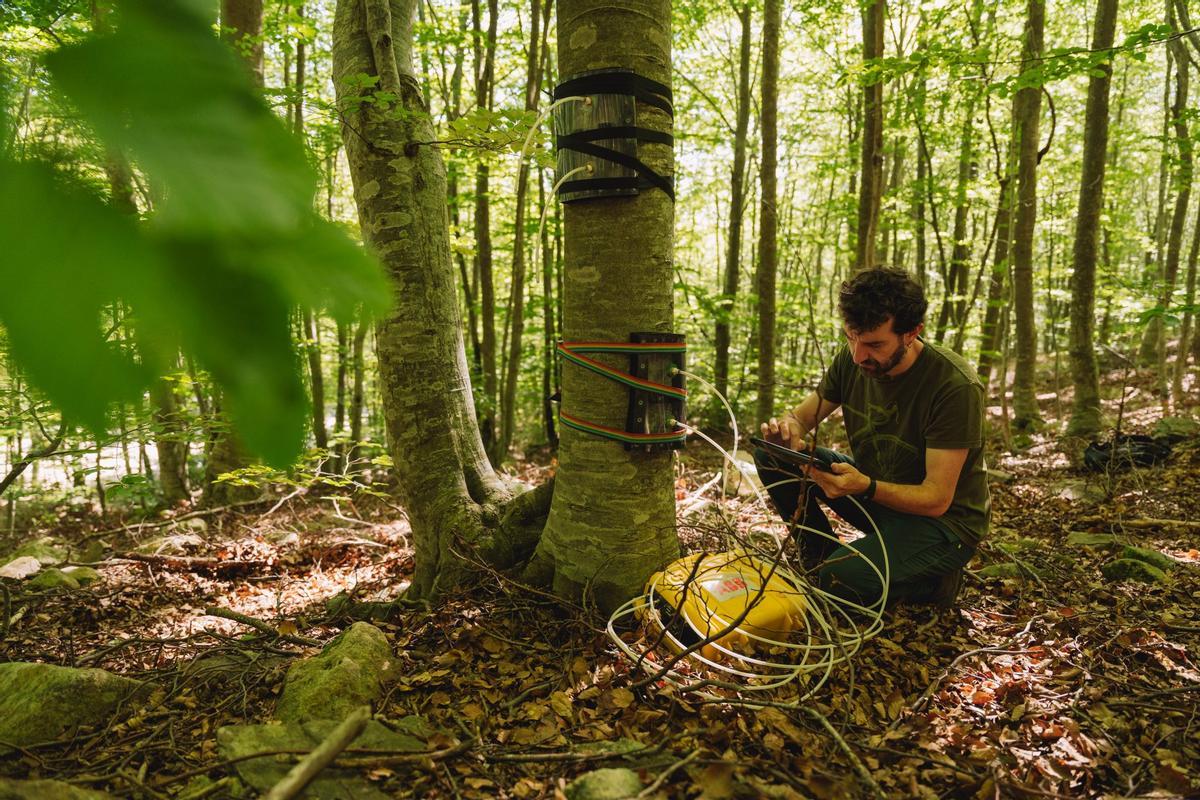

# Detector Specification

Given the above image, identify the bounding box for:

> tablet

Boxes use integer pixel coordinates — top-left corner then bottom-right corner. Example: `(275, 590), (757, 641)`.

(749, 437), (834, 472)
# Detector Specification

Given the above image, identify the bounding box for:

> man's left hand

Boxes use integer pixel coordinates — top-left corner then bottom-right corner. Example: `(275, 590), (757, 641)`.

(808, 461), (871, 499)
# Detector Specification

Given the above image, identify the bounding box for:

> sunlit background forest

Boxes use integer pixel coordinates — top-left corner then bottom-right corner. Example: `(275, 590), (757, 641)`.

(1, 0), (1194, 516)
(2, 1), (1200, 798)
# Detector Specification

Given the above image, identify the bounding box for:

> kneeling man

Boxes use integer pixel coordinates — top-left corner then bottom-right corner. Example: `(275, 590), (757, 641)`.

(756, 267), (990, 607)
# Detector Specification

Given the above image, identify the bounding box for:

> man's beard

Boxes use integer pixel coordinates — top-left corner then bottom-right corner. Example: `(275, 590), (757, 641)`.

(859, 341), (908, 379)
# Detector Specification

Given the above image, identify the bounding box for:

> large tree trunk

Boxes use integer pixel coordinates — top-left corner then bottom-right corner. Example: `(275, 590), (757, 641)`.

(712, 2), (752, 424)
(853, 0), (885, 272)
(525, 0), (679, 610)
(1010, 0), (1044, 432)
(756, 0), (780, 426)
(1066, 0), (1118, 438)
(333, 0), (548, 599)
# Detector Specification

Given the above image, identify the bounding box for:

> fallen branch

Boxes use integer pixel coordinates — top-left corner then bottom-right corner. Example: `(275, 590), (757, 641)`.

(1078, 515), (1200, 531)
(263, 706), (370, 800)
(204, 606), (322, 647)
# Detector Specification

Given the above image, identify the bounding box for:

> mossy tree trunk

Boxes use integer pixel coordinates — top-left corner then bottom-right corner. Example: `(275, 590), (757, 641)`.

(1066, 0), (1117, 439)
(333, 0), (549, 599)
(524, 0), (679, 611)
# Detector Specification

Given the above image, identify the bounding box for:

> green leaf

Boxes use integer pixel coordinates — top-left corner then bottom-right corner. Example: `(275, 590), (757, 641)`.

(0, 161), (167, 433)
(46, 0), (312, 236)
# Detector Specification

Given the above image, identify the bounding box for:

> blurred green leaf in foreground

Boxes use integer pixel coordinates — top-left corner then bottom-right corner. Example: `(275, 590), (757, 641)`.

(0, 0), (389, 466)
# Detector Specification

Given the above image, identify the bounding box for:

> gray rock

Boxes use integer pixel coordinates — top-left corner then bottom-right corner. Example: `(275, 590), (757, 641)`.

(216, 717), (423, 799)
(1101, 558), (1168, 584)
(26, 568), (81, 591)
(134, 532), (204, 556)
(0, 557), (42, 580)
(0, 778), (115, 799)
(275, 622), (394, 723)
(0, 663), (149, 749)
(1050, 479), (1107, 505)
(565, 768), (644, 800)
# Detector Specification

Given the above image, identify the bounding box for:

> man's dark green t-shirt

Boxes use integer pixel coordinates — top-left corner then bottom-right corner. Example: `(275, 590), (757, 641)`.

(817, 341), (990, 546)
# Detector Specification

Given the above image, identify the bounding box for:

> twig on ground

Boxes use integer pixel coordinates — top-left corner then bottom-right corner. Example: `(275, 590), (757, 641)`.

(204, 606), (322, 647)
(801, 707), (886, 800)
(262, 706), (371, 800)
(637, 749), (699, 798)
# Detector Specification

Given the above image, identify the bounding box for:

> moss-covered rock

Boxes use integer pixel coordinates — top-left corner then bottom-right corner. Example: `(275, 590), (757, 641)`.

(977, 563), (1024, 579)
(27, 568), (81, 591)
(0, 778), (115, 799)
(1120, 545), (1177, 572)
(216, 717), (422, 799)
(62, 566), (102, 585)
(1066, 531), (1120, 548)
(275, 622), (394, 723)
(1101, 558), (1167, 584)
(4, 536), (67, 566)
(0, 663), (149, 749)
(565, 768), (643, 800)
(1153, 416), (1199, 440)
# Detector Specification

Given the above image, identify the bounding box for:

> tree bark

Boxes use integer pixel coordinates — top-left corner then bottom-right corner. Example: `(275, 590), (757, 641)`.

(525, 0), (679, 610)
(498, 0), (549, 461)
(854, 0), (886, 272)
(1066, 0), (1118, 438)
(713, 2), (752, 424)
(1160, 19), (1191, 406)
(348, 317), (368, 473)
(333, 0), (548, 599)
(303, 309), (328, 450)
(220, 0), (265, 86)
(473, 0), (499, 459)
(756, 0), (780, 427)
(1010, 0), (1044, 432)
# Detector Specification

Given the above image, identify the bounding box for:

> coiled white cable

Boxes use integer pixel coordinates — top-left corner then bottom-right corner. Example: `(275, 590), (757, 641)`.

(605, 378), (889, 701)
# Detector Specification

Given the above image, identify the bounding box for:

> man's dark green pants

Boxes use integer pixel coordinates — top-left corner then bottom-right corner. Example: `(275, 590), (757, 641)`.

(753, 447), (975, 607)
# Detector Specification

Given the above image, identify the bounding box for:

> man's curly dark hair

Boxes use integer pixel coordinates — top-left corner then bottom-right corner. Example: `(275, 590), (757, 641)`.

(838, 267), (927, 335)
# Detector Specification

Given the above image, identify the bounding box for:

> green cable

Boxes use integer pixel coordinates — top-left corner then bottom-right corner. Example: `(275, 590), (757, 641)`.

(556, 340), (688, 445)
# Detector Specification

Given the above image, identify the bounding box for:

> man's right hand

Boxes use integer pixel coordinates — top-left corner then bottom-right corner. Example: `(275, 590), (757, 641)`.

(760, 413), (805, 450)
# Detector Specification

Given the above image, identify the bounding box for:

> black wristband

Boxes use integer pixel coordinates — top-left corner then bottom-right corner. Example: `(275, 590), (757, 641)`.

(860, 477), (877, 501)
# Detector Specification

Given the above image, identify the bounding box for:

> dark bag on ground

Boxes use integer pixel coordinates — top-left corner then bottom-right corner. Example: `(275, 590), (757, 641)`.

(1082, 434), (1172, 473)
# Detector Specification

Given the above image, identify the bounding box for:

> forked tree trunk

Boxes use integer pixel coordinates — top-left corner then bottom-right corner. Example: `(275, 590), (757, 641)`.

(524, 0), (679, 610)
(1010, 0), (1044, 431)
(1066, 0), (1117, 438)
(333, 0), (548, 599)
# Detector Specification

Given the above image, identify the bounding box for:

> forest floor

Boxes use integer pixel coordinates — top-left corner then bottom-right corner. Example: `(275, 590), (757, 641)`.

(1, 367), (1199, 799)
